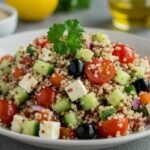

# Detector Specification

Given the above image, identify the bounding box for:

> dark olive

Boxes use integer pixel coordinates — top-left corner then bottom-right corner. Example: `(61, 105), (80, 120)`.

(76, 123), (96, 139)
(132, 78), (150, 93)
(68, 59), (84, 78)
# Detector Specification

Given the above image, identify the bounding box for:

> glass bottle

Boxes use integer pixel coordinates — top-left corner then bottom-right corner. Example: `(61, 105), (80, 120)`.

(109, 0), (150, 30)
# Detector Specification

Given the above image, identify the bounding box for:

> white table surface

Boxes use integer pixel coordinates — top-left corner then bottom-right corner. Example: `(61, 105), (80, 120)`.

(0, 0), (150, 150)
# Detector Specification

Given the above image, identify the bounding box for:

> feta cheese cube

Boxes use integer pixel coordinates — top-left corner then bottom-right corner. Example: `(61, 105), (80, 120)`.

(11, 115), (26, 133)
(39, 48), (54, 62)
(39, 121), (60, 139)
(146, 104), (150, 115)
(65, 79), (87, 101)
(19, 73), (38, 93)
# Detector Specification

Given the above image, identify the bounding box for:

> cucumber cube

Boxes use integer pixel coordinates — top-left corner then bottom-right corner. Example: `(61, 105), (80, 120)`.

(80, 92), (98, 111)
(64, 111), (78, 127)
(53, 98), (71, 113)
(92, 32), (111, 45)
(33, 60), (54, 76)
(0, 59), (11, 73)
(76, 48), (94, 62)
(0, 81), (8, 94)
(106, 89), (125, 107)
(99, 106), (116, 120)
(132, 66), (145, 78)
(22, 120), (39, 136)
(125, 85), (136, 95)
(114, 69), (130, 85)
(11, 86), (29, 105)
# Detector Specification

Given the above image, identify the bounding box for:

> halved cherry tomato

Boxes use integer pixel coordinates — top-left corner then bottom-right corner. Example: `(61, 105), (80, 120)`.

(35, 87), (55, 107)
(35, 38), (48, 48)
(49, 73), (63, 86)
(112, 43), (135, 64)
(12, 67), (25, 79)
(139, 92), (150, 105)
(0, 55), (14, 63)
(98, 118), (128, 137)
(0, 100), (18, 125)
(60, 127), (76, 139)
(85, 58), (115, 84)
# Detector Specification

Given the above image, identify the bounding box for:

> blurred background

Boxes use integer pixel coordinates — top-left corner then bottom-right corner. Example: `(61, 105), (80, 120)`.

(0, 0), (150, 37)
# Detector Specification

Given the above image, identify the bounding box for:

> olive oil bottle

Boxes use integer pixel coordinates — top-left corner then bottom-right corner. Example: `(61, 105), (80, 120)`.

(109, 0), (150, 30)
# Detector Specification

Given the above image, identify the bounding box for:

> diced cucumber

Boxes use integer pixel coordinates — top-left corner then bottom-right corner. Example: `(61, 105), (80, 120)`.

(80, 92), (98, 111)
(132, 66), (145, 78)
(53, 97), (71, 113)
(0, 81), (8, 94)
(114, 69), (130, 85)
(99, 106), (116, 120)
(106, 89), (125, 107)
(0, 59), (11, 73)
(76, 48), (94, 62)
(125, 85), (136, 95)
(27, 47), (37, 56)
(11, 86), (29, 105)
(64, 111), (78, 127)
(22, 120), (39, 136)
(92, 32), (110, 44)
(33, 60), (54, 76)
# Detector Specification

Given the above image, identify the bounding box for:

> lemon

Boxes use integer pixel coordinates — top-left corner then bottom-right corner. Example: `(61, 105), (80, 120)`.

(5, 0), (58, 21)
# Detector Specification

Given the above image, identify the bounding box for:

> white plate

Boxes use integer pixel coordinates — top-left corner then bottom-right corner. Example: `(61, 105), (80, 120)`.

(0, 28), (150, 150)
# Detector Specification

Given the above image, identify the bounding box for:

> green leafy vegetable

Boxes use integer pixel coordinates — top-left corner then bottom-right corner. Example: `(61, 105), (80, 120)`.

(47, 19), (84, 55)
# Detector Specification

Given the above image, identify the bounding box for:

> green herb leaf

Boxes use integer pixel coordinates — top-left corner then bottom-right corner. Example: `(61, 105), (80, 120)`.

(47, 19), (84, 55)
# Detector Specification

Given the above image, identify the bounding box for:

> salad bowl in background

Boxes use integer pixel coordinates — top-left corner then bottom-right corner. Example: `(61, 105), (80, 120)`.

(0, 28), (150, 150)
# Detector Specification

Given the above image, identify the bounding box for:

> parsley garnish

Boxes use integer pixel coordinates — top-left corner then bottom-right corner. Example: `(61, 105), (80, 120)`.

(47, 19), (84, 55)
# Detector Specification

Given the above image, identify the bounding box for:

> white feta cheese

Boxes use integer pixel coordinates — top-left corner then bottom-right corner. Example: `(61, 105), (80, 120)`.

(146, 104), (150, 115)
(11, 115), (26, 133)
(65, 79), (87, 101)
(39, 48), (54, 62)
(19, 73), (38, 93)
(39, 121), (60, 139)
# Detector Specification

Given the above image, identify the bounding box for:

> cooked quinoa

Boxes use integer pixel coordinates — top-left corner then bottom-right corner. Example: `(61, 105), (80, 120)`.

(0, 20), (150, 140)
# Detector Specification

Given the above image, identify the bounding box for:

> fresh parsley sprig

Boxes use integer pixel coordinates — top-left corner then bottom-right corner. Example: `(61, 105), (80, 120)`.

(47, 19), (84, 55)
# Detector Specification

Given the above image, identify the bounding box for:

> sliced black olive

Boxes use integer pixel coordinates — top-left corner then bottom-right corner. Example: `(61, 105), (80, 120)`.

(68, 59), (84, 78)
(132, 78), (150, 93)
(76, 123), (96, 139)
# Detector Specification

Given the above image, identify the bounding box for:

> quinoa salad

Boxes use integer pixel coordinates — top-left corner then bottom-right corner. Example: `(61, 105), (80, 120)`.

(0, 19), (150, 140)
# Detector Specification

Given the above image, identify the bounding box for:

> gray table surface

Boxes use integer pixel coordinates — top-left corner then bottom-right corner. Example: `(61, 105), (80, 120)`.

(0, 0), (150, 150)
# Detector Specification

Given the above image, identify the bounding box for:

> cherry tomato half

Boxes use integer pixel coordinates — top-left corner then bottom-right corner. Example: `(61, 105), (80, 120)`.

(12, 67), (25, 79)
(85, 58), (115, 84)
(98, 118), (128, 137)
(35, 38), (48, 48)
(0, 55), (14, 63)
(112, 43), (135, 64)
(35, 87), (55, 107)
(0, 100), (18, 125)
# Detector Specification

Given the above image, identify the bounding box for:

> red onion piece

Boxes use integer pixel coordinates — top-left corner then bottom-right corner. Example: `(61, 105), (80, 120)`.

(132, 99), (140, 110)
(31, 105), (45, 112)
(89, 43), (94, 50)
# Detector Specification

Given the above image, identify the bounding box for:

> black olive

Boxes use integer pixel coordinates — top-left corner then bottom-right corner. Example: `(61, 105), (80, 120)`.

(132, 79), (150, 93)
(68, 59), (84, 78)
(76, 123), (96, 139)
